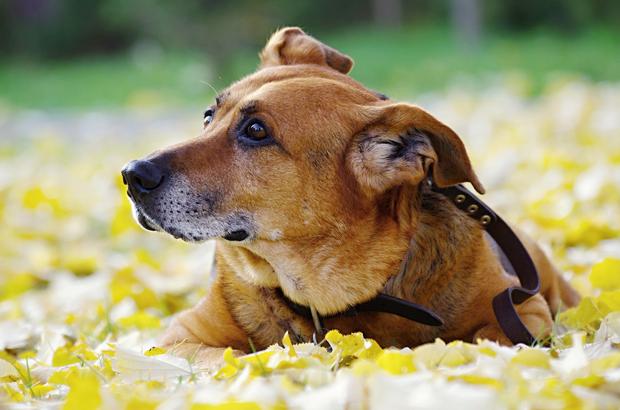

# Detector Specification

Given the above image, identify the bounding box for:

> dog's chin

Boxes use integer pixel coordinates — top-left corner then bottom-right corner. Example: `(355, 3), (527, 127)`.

(131, 203), (254, 244)
(135, 210), (158, 232)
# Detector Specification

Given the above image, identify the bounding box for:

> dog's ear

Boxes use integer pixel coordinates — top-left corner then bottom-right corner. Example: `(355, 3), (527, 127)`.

(260, 27), (353, 74)
(348, 103), (485, 195)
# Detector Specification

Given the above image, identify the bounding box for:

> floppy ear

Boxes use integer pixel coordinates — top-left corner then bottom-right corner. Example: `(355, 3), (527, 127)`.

(260, 27), (353, 74)
(348, 103), (485, 195)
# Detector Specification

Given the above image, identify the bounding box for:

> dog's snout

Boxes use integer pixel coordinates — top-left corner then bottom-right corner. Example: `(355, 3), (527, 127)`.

(121, 160), (166, 194)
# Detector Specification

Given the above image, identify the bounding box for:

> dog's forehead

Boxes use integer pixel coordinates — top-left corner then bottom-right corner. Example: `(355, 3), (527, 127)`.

(207, 65), (384, 153)
(223, 65), (378, 108)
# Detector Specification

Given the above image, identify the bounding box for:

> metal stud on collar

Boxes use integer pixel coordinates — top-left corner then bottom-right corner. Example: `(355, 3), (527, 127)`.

(467, 204), (479, 214)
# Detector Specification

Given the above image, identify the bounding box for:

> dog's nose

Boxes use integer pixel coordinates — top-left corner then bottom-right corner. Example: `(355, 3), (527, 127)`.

(121, 160), (165, 194)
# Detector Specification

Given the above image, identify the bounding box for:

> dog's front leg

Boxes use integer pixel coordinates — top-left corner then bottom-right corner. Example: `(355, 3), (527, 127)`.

(161, 321), (246, 372)
(473, 293), (553, 345)
(159, 277), (249, 371)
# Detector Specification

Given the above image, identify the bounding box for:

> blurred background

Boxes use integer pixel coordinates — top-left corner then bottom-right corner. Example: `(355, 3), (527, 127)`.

(1, 0), (619, 108)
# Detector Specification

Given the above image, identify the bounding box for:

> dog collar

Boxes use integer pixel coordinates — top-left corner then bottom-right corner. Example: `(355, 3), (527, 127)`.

(279, 182), (541, 346)
(433, 183), (541, 345)
(278, 287), (444, 329)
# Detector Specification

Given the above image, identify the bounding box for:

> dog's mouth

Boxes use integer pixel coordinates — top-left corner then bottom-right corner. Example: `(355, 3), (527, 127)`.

(130, 201), (161, 232)
(135, 208), (158, 232)
(128, 194), (254, 243)
(223, 229), (250, 242)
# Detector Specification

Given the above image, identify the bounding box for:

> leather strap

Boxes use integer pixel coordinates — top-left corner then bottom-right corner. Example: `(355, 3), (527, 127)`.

(432, 184), (541, 345)
(277, 288), (443, 328)
(278, 183), (541, 345)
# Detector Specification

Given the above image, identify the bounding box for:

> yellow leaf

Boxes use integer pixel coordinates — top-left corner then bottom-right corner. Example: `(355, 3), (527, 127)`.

(21, 185), (65, 215)
(358, 338), (383, 360)
(214, 364), (238, 380)
(511, 348), (551, 369)
(272, 356), (312, 371)
(191, 402), (261, 410)
(281, 332), (297, 357)
(350, 359), (378, 376)
(61, 254), (98, 277)
(376, 350), (416, 375)
(325, 331), (381, 361)
(52, 345), (80, 367)
(125, 397), (159, 410)
(52, 343), (98, 367)
(240, 350), (275, 370)
(0, 273), (46, 301)
(591, 352), (620, 373)
(597, 290), (620, 313)
(117, 311), (161, 330)
(215, 348), (244, 380)
(17, 351), (36, 360)
(223, 347), (240, 367)
(101, 357), (116, 379)
(109, 267), (159, 309)
(558, 297), (604, 331)
(2, 384), (24, 402)
(31, 384), (55, 398)
(22, 186), (48, 209)
(454, 374), (502, 389)
(144, 346), (166, 357)
(539, 378), (582, 408)
(325, 329), (343, 345)
(477, 346), (497, 357)
(138, 380), (165, 390)
(134, 248), (162, 270)
(62, 370), (101, 410)
(49, 368), (73, 385)
(0, 352), (27, 381)
(590, 258), (620, 291)
(572, 374), (605, 388)
(439, 346), (470, 367)
(0, 358), (20, 383)
(412, 339), (446, 368)
(132, 287), (160, 310)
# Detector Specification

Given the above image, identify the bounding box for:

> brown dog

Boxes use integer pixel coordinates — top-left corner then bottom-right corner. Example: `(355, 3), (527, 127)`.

(122, 27), (580, 367)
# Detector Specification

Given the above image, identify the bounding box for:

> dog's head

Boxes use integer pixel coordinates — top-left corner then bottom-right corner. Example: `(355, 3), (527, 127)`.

(122, 27), (484, 307)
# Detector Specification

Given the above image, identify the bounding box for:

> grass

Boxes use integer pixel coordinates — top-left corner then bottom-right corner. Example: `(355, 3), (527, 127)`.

(0, 24), (618, 109)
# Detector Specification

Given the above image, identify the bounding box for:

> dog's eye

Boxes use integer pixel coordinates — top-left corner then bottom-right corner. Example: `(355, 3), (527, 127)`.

(237, 119), (273, 147)
(203, 109), (214, 125)
(245, 121), (267, 140)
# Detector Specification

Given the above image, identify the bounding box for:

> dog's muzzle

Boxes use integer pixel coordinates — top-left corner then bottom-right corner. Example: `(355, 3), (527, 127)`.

(120, 158), (254, 242)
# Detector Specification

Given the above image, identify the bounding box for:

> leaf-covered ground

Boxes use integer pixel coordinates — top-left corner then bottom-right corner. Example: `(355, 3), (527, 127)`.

(1, 78), (620, 409)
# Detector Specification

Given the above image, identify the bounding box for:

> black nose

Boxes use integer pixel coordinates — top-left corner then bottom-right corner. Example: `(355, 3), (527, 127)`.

(121, 160), (165, 194)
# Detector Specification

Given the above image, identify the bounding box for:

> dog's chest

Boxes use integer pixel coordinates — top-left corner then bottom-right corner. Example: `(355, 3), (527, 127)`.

(225, 284), (318, 347)
(228, 282), (448, 349)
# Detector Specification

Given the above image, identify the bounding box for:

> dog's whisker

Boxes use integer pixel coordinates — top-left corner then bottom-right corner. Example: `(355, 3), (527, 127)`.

(200, 80), (220, 98)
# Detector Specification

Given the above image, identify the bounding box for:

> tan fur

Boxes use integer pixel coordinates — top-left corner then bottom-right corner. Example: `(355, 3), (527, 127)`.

(130, 27), (580, 370)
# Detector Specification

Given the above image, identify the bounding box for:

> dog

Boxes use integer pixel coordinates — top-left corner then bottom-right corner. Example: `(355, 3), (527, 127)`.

(122, 27), (580, 368)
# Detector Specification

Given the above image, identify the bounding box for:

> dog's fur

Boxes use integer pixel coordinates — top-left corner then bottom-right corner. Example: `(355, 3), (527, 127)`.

(125, 27), (580, 367)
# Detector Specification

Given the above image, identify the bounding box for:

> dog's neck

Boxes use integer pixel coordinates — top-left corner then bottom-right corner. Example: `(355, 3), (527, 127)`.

(224, 183), (485, 315)
(383, 185), (484, 306)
